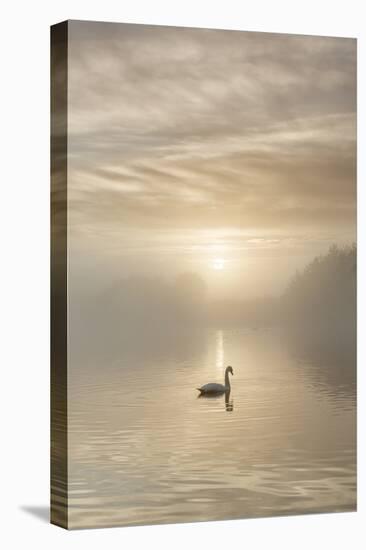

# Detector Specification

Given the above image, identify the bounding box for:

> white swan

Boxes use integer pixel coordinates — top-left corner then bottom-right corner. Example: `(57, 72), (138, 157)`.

(197, 365), (234, 395)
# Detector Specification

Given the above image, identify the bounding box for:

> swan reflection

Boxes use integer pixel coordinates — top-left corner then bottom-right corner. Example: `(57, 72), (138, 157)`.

(225, 390), (234, 412)
(198, 389), (234, 412)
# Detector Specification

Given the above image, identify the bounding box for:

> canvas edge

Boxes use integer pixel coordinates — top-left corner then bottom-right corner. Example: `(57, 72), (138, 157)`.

(50, 20), (68, 530)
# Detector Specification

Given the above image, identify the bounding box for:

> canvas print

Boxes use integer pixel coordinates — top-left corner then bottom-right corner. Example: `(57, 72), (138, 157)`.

(51, 20), (357, 529)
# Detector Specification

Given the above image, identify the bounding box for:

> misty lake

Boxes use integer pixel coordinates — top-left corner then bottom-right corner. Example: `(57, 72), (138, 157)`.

(67, 327), (356, 529)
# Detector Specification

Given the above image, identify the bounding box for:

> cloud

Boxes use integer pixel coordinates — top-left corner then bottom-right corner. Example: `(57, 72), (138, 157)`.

(66, 21), (356, 260)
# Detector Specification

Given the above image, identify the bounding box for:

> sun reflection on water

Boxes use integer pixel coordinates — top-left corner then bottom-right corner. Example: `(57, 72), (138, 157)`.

(216, 329), (224, 374)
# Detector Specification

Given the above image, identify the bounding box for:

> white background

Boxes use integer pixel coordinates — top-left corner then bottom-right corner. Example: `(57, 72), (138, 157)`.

(0, 1), (365, 548)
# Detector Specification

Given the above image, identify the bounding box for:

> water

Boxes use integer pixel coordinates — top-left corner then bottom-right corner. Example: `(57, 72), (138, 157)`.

(66, 328), (356, 529)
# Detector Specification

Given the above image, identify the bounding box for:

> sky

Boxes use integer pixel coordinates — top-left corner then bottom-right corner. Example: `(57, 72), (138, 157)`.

(67, 21), (356, 298)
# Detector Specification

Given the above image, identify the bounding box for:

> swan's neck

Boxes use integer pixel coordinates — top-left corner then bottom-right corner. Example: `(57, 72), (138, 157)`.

(225, 370), (231, 389)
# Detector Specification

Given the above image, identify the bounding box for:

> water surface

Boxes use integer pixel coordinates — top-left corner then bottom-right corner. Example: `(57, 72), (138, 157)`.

(67, 328), (356, 528)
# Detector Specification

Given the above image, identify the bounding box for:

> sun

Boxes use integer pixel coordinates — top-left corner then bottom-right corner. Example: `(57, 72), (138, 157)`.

(212, 258), (226, 270)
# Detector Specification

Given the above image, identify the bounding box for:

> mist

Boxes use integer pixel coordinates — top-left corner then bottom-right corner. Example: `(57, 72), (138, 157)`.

(69, 244), (356, 366)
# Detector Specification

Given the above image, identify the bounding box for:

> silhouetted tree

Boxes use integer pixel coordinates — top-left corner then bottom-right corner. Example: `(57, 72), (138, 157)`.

(282, 244), (356, 342)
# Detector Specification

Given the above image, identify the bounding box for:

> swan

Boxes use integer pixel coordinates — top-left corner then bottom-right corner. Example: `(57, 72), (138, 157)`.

(196, 365), (234, 395)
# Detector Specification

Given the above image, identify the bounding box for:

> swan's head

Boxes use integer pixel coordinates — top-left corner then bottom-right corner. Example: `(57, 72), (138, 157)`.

(226, 365), (234, 376)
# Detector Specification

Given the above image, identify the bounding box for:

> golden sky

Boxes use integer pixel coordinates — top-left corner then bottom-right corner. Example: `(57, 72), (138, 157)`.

(67, 21), (356, 297)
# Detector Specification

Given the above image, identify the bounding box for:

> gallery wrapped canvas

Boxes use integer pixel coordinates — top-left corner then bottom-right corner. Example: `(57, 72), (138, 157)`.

(51, 20), (357, 529)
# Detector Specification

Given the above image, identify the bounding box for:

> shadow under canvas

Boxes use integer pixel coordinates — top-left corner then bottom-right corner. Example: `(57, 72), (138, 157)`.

(20, 506), (49, 523)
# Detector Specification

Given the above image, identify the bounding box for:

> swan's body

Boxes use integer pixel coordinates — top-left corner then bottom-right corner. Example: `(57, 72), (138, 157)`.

(197, 366), (234, 395)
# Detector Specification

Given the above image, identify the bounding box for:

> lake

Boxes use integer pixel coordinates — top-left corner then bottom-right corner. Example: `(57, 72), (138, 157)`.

(66, 327), (356, 529)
